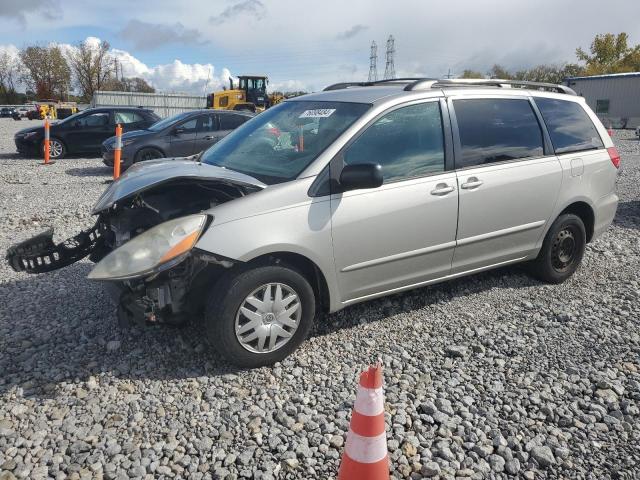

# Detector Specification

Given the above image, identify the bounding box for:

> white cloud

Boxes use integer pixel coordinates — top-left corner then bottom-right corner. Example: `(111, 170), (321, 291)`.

(0, 35), (309, 95)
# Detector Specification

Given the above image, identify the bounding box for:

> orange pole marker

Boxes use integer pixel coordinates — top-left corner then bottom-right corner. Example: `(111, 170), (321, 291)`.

(338, 363), (389, 480)
(113, 124), (123, 180)
(42, 117), (51, 165)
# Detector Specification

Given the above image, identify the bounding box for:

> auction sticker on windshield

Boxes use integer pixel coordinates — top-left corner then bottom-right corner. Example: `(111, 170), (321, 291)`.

(299, 109), (336, 118)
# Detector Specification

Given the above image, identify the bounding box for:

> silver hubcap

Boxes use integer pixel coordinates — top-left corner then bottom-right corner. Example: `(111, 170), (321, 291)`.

(235, 283), (301, 354)
(49, 140), (63, 158)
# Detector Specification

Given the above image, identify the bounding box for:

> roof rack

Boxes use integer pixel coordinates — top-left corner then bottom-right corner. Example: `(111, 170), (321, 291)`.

(323, 78), (431, 91)
(323, 78), (576, 95)
(404, 78), (577, 95)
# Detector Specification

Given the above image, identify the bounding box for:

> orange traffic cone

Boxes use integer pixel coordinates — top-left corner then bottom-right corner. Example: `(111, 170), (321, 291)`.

(338, 364), (389, 480)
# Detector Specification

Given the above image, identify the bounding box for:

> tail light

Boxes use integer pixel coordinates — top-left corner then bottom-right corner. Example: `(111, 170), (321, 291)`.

(607, 147), (620, 169)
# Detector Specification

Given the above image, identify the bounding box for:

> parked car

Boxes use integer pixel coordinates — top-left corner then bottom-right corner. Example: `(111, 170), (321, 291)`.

(7, 79), (620, 367)
(14, 107), (160, 159)
(102, 109), (254, 171)
(0, 107), (15, 118)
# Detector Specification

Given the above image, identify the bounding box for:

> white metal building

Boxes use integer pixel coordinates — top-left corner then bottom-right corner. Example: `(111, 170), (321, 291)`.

(565, 72), (640, 129)
(91, 91), (207, 118)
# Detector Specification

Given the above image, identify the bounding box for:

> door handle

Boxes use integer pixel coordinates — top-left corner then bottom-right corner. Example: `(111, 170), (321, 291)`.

(430, 183), (455, 196)
(203, 135), (215, 140)
(461, 177), (483, 189)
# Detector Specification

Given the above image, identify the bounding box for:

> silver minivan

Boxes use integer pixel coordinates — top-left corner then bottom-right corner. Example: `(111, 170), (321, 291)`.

(8, 79), (620, 367)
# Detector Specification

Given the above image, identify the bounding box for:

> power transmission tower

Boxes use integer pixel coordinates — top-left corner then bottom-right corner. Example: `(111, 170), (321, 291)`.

(383, 35), (396, 80)
(368, 41), (378, 82)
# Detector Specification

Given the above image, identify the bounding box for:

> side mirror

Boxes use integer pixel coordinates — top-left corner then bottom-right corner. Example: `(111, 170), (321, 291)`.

(173, 127), (185, 135)
(339, 163), (383, 192)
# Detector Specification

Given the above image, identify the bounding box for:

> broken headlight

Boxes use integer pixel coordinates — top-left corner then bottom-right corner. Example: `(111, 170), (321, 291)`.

(88, 214), (208, 281)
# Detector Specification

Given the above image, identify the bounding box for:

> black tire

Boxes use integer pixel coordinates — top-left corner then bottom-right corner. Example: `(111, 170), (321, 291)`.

(204, 265), (316, 368)
(134, 147), (164, 163)
(43, 137), (66, 160)
(528, 214), (586, 284)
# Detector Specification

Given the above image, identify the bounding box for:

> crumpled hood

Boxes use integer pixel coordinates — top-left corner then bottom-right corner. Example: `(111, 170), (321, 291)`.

(92, 159), (266, 214)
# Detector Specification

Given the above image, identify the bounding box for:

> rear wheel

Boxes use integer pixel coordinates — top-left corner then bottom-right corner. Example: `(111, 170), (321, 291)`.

(528, 214), (586, 284)
(204, 265), (316, 368)
(134, 147), (164, 163)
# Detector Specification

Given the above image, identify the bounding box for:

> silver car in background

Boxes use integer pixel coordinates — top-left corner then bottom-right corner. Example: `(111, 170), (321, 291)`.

(7, 78), (620, 367)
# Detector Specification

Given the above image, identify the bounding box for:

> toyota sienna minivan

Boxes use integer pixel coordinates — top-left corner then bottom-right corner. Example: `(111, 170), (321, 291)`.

(7, 78), (620, 367)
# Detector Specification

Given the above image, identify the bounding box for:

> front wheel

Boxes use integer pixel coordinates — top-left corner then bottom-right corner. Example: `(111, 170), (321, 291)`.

(528, 213), (586, 284)
(134, 147), (164, 163)
(43, 138), (66, 160)
(204, 265), (316, 368)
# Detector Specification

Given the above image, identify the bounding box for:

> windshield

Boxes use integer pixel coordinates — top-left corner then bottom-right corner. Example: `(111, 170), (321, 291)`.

(200, 101), (370, 184)
(58, 110), (87, 124)
(148, 111), (193, 131)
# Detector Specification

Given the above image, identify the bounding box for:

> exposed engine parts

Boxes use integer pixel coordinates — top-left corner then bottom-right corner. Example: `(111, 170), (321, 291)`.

(6, 176), (253, 325)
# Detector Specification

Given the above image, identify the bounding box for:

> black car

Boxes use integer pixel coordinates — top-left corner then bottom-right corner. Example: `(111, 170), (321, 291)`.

(14, 107), (160, 160)
(102, 109), (254, 170)
(1, 107), (15, 118)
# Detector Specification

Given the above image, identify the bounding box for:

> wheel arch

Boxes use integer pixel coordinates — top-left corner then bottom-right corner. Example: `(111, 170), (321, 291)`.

(134, 145), (166, 162)
(244, 251), (331, 313)
(559, 201), (595, 243)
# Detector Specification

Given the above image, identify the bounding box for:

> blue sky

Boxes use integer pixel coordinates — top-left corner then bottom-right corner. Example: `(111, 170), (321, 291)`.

(1, 0), (639, 93)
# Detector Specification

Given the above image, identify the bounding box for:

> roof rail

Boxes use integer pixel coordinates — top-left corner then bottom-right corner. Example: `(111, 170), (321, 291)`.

(407, 78), (577, 95)
(323, 78), (577, 95)
(323, 78), (428, 91)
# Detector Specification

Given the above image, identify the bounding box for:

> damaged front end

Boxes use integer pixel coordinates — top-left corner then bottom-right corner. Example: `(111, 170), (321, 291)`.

(6, 222), (106, 274)
(6, 159), (265, 325)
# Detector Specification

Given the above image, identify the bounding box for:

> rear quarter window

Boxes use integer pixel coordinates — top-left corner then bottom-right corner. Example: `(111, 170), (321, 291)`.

(220, 114), (249, 130)
(535, 98), (604, 154)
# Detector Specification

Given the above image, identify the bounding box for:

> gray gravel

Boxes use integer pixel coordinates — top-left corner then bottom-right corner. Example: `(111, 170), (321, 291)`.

(0, 118), (639, 479)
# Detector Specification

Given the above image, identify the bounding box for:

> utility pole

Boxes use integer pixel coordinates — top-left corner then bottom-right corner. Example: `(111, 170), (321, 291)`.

(383, 35), (396, 80)
(368, 41), (378, 82)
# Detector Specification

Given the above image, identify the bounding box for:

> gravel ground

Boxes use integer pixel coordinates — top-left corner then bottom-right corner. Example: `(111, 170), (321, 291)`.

(0, 118), (638, 480)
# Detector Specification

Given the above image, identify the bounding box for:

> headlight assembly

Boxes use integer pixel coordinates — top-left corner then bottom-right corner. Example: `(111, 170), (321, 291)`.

(23, 131), (38, 139)
(88, 214), (208, 281)
(122, 139), (137, 147)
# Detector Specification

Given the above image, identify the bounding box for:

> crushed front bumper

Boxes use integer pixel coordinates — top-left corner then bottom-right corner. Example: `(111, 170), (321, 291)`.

(6, 222), (106, 274)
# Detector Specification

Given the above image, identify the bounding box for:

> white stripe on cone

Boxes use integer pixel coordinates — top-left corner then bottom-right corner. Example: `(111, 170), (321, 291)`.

(354, 385), (384, 416)
(344, 431), (388, 464)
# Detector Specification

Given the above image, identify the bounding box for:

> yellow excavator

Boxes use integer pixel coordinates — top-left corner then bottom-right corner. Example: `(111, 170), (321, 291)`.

(206, 75), (284, 113)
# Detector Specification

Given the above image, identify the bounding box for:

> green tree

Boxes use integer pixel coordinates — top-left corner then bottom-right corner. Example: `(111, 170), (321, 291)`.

(20, 45), (71, 100)
(104, 76), (156, 93)
(459, 69), (484, 79)
(0, 51), (21, 103)
(68, 39), (114, 101)
(487, 64), (513, 79)
(576, 32), (640, 74)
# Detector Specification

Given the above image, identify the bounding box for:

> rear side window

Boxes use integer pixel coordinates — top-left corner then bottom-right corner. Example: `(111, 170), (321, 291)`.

(198, 114), (218, 132)
(535, 98), (604, 154)
(453, 98), (544, 168)
(220, 114), (249, 130)
(115, 111), (144, 124)
(344, 102), (445, 183)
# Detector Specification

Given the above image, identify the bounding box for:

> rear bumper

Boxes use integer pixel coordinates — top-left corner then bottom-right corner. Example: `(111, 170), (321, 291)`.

(592, 192), (619, 241)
